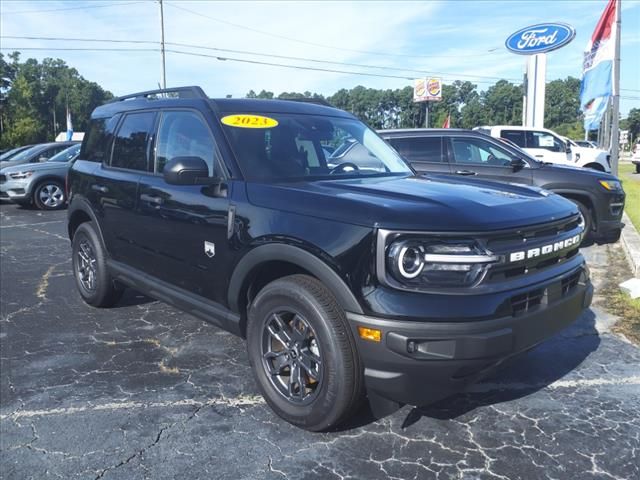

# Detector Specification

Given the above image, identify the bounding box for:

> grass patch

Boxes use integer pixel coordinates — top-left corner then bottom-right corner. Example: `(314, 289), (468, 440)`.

(619, 163), (640, 230)
(600, 244), (640, 344)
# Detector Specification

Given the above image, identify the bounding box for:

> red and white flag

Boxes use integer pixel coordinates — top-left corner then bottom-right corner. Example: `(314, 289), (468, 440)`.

(442, 114), (450, 128)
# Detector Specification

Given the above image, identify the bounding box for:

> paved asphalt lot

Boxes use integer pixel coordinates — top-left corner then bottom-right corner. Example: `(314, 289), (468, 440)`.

(1, 203), (639, 480)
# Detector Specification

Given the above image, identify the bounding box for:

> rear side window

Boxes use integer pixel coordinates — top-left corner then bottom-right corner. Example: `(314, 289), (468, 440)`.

(111, 112), (155, 171)
(388, 137), (443, 163)
(81, 115), (121, 162)
(501, 130), (526, 147)
(155, 111), (216, 175)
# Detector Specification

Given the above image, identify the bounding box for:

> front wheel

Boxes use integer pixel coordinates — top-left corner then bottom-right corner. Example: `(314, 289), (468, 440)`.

(72, 222), (123, 307)
(34, 180), (66, 210)
(247, 275), (363, 431)
(570, 199), (593, 244)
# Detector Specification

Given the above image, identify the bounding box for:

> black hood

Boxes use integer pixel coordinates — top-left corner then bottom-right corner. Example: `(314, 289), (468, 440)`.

(246, 174), (578, 232)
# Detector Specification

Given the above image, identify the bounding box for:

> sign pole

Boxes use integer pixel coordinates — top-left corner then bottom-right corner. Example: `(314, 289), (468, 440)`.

(610, 0), (621, 177)
(159, 0), (167, 90)
(425, 102), (429, 128)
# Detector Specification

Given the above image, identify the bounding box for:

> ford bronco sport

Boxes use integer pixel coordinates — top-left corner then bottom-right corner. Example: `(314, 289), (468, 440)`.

(68, 86), (592, 431)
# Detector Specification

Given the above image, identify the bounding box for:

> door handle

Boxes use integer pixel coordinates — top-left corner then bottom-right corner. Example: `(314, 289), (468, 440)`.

(455, 170), (477, 176)
(91, 184), (108, 193)
(534, 155), (544, 158)
(140, 193), (164, 206)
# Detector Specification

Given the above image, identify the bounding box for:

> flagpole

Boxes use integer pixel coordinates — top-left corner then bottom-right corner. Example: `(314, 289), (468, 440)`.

(159, 0), (167, 90)
(610, 0), (621, 176)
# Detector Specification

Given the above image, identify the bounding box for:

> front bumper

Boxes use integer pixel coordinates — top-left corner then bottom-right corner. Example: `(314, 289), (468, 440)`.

(347, 265), (592, 406)
(0, 177), (31, 202)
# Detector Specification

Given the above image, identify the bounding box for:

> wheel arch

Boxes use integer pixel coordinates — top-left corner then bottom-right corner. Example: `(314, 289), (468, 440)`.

(228, 243), (364, 336)
(554, 190), (597, 229)
(67, 197), (107, 248)
(582, 162), (605, 172)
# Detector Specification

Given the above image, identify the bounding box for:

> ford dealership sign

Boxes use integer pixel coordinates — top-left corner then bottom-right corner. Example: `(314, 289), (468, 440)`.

(506, 23), (576, 55)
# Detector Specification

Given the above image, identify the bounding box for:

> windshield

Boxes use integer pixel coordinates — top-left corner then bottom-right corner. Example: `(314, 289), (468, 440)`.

(48, 144), (81, 162)
(0, 145), (41, 163)
(220, 113), (412, 181)
(0, 146), (28, 161)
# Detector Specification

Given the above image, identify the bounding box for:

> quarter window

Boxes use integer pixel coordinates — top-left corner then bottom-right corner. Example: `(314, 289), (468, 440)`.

(450, 137), (514, 166)
(155, 111), (216, 175)
(111, 112), (155, 171)
(81, 115), (121, 163)
(388, 137), (443, 163)
(501, 130), (526, 147)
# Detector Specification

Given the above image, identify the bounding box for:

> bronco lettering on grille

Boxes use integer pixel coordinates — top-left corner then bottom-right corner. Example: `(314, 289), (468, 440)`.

(509, 234), (581, 263)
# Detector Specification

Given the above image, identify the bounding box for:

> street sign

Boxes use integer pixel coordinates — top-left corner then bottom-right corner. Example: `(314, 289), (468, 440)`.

(505, 23), (576, 55)
(413, 77), (442, 102)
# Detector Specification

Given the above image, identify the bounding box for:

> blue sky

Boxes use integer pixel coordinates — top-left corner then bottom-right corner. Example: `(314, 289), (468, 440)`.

(1, 0), (639, 116)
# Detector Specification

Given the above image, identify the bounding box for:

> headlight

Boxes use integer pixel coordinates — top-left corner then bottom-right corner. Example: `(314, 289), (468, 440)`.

(382, 235), (498, 289)
(8, 171), (33, 179)
(599, 179), (622, 191)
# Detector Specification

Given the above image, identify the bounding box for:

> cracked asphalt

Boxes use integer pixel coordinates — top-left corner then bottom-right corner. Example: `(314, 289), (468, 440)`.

(1, 202), (639, 480)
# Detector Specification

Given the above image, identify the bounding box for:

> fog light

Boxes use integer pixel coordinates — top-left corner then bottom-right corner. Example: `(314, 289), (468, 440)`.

(358, 326), (381, 342)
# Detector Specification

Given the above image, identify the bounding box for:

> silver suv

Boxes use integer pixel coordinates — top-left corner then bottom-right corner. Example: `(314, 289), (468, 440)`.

(0, 144), (80, 210)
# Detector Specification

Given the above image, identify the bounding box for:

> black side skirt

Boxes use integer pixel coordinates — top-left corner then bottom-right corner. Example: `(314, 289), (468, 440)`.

(107, 259), (242, 337)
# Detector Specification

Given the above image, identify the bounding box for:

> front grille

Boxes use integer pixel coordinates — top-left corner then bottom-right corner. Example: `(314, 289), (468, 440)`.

(484, 214), (583, 284)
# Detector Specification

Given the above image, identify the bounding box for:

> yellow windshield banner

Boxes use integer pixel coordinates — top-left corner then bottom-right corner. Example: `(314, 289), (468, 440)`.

(220, 114), (279, 129)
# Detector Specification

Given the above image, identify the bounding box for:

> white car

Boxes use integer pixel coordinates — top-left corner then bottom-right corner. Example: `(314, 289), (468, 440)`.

(474, 125), (611, 172)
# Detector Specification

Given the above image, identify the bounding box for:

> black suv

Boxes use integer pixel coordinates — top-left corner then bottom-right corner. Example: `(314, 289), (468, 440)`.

(68, 87), (592, 431)
(380, 129), (625, 244)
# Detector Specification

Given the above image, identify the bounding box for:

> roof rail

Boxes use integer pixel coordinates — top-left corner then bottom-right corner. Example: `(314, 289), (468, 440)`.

(283, 97), (334, 108)
(108, 86), (208, 103)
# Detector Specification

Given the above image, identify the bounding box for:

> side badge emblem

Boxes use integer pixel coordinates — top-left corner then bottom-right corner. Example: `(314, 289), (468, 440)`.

(204, 241), (215, 258)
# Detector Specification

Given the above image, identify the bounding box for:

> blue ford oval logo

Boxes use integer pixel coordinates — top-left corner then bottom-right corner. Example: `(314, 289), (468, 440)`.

(505, 23), (576, 55)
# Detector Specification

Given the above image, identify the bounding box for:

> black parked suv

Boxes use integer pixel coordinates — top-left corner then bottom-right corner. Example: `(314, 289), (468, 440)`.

(380, 129), (625, 244)
(68, 87), (592, 431)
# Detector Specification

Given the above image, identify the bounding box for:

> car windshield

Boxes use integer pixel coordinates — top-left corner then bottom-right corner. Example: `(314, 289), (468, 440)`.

(0, 146), (28, 161)
(0, 145), (41, 163)
(219, 113), (412, 181)
(48, 144), (81, 162)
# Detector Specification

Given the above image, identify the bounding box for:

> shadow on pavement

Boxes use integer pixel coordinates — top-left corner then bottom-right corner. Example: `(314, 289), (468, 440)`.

(340, 309), (600, 431)
(114, 288), (156, 308)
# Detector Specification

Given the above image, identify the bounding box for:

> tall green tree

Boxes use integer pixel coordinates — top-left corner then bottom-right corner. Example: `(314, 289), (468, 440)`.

(0, 52), (113, 148)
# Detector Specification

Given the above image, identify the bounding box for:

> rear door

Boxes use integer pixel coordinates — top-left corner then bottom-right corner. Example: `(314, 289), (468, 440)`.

(384, 135), (451, 175)
(447, 135), (533, 185)
(91, 111), (157, 266)
(134, 109), (231, 303)
(524, 130), (570, 165)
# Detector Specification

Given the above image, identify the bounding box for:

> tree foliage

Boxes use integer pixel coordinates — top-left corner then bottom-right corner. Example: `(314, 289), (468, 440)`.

(0, 52), (113, 148)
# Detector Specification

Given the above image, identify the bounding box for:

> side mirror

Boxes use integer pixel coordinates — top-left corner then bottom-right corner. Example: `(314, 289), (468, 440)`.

(565, 143), (572, 154)
(163, 156), (217, 185)
(511, 158), (527, 171)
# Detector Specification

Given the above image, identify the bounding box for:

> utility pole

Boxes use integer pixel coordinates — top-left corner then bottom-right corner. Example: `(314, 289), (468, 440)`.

(610, 0), (622, 176)
(159, 0), (167, 89)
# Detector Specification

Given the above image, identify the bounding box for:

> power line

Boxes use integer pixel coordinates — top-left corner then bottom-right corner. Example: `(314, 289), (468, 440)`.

(1, 1), (145, 15)
(0, 47), (158, 52)
(0, 35), (521, 83)
(164, 1), (504, 60)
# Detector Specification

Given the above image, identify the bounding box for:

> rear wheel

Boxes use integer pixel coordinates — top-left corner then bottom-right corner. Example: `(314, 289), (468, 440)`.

(72, 222), (123, 307)
(34, 180), (66, 210)
(247, 275), (363, 431)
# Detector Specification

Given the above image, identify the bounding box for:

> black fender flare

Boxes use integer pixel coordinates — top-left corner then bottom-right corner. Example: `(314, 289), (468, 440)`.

(227, 243), (364, 315)
(67, 195), (107, 248)
(549, 188), (599, 224)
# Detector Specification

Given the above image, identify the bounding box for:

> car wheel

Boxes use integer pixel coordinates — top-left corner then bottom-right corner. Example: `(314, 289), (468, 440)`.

(34, 180), (66, 210)
(571, 199), (593, 243)
(247, 274), (364, 431)
(72, 222), (124, 307)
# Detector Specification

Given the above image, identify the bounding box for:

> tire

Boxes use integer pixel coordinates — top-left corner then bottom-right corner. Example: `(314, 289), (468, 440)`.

(71, 222), (123, 307)
(33, 180), (66, 210)
(570, 199), (593, 243)
(247, 274), (364, 431)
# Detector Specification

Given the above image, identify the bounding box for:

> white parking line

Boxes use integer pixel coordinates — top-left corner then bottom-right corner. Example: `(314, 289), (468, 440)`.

(0, 395), (265, 421)
(469, 375), (640, 393)
(0, 220), (65, 229)
(2, 376), (638, 422)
